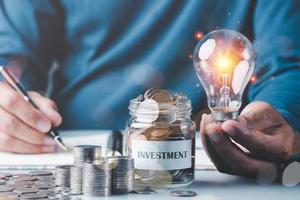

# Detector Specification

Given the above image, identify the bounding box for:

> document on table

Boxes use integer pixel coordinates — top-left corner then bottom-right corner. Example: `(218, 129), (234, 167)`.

(0, 130), (215, 170)
(0, 130), (111, 169)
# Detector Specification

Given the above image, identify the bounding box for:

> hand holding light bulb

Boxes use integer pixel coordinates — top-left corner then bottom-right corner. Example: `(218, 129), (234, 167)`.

(194, 30), (299, 181)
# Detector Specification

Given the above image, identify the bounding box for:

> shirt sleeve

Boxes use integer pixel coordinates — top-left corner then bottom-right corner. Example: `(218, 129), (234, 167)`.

(249, 0), (300, 132)
(0, 0), (61, 91)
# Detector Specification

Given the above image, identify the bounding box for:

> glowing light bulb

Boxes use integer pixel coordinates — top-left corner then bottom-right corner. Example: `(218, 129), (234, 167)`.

(193, 29), (256, 121)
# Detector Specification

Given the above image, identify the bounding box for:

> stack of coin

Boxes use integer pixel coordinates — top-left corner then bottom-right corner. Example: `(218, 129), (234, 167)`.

(73, 145), (102, 167)
(55, 165), (71, 187)
(108, 156), (134, 194)
(83, 162), (111, 197)
(71, 145), (102, 195)
(70, 166), (83, 195)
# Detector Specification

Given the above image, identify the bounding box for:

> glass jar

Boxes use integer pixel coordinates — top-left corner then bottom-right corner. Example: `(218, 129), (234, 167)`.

(124, 89), (195, 189)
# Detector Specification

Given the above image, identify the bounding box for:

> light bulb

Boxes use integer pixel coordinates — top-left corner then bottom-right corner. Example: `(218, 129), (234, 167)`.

(193, 29), (256, 121)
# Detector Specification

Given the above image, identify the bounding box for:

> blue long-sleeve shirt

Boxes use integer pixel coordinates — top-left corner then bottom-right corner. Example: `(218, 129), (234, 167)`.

(0, 0), (300, 130)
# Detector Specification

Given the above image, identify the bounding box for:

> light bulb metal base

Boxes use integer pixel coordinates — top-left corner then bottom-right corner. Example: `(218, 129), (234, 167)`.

(212, 110), (239, 122)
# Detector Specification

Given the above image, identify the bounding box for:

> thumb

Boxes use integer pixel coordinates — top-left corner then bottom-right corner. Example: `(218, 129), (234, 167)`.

(28, 92), (62, 127)
(239, 101), (280, 131)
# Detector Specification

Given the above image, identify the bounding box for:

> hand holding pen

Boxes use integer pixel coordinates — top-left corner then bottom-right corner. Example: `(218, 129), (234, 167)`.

(0, 66), (66, 153)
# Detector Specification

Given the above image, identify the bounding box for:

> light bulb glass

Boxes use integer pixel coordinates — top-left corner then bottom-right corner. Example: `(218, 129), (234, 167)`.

(193, 29), (256, 121)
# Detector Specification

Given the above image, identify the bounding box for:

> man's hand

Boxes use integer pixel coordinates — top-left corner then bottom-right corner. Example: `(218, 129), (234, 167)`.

(200, 101), (296, 179)
(0, 82), (62, 154)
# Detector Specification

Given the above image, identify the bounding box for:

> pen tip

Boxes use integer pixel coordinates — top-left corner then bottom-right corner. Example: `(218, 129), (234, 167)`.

(55, 137), (68, 151)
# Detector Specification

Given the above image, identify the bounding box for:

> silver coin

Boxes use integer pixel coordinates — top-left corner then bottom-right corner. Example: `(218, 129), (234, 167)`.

(29, 170), (53, 176)
(0, 180), (5, 185)
(0, 191), (19, 198)
(19, 192), (48, 199)
(0, 173), (12, 178)
(133, 186), (156, 194)
(82, 161), (111, 197)
(12, 174), (32, 179)
(107, 156), (134, 194)
(0, 185), (14, 192)
(13, 181), (35, 187)
(48, 191), (61, 199)
(73, 145), (102, 168)
(70, 166), (83, 195)
(14, 187), (39, 194)
(14, 176), (37, 182)
(55, 165), (71, 187)
(169, 190), (197, 197)
(32, 183), (51, 189)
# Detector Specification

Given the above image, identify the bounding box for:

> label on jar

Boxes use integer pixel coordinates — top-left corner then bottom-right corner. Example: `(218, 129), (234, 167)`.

(131, 139), (192, 170)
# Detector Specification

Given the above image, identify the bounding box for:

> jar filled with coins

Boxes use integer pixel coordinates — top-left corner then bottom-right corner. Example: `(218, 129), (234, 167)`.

(125, 88), (195, 189)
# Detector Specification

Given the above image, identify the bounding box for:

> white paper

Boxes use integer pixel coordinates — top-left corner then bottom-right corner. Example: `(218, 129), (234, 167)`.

(0, 130), (111, 168)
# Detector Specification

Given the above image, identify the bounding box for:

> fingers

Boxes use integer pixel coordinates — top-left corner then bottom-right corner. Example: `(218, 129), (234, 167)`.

(0, 131), (56, 154)
(0, 82), (62, 154)
(28, 92), (62, 127)
(0, 107), (56, 146)
(222, 120), (292, 161)
(239, 101), (283, 131)
(204, 122), (272, 177)
(0, 83), (51, 132)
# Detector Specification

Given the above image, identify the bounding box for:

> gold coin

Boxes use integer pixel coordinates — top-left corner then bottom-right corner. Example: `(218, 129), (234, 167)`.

(128, 129), (148, 149)
(147, 127), (172, 141)
(151, 90), (172, 103)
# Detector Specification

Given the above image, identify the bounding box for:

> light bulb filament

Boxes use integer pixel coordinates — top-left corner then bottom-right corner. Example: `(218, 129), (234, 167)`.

(220, 74), (231, 109)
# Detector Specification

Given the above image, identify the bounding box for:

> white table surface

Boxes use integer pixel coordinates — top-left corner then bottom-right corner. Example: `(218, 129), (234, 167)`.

(3, 169), (299, 200)
(1, 130), (299, 199)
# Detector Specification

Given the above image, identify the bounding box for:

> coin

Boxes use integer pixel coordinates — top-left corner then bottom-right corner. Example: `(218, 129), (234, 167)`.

(0, 180), (5, 186)
(169, 190), (197, 197)
(55, 165), (71, 187)
(14, 187), (38, 194)
(12, 174), (32, 179)
(14, 176), (37, 182)
(146, 127), (172, 140)
(32, 183), (51, 189)
(144, 88), (157, 99)
(29, 171), (53, 176)
(132, 186), (156, 194)
(0, 186), (14, 192)
(70, 166), (82, 195)
(19, 192), (48, 199)
(136, 99), (160, 123)
(13, 181), (35, 187)
(73, 145), (102, 168)
(0, 192), (19, 198)
(0, 173), (12, 178)
(82, 161), (111, 197)
(107, 156), (134, 194)
(151, 90), (173, 103)
(128, 129), (148, 149)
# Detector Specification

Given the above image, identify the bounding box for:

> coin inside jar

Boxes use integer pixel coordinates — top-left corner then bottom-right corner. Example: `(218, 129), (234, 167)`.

(150, 90), (173, 103)
(128, 129), (148, 149)
(146, 127), (172, 140)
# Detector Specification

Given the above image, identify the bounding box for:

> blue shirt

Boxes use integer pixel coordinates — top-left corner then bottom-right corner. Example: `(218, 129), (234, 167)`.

(0, 0), (300, 131)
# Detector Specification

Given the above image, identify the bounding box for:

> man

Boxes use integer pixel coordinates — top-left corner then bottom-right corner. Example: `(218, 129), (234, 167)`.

(0, 0), (299, 179)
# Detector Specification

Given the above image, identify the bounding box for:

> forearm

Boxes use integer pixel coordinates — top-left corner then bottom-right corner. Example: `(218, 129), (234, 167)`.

(248, 70), (300, 132)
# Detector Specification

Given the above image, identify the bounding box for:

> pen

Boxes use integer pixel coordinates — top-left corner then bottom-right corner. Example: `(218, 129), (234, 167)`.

(0, 66), (67, 151)
(106, 130), (123, 156)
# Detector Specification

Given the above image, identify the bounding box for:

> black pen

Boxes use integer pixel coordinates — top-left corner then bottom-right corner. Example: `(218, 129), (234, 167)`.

(0, 66), (67, 151)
